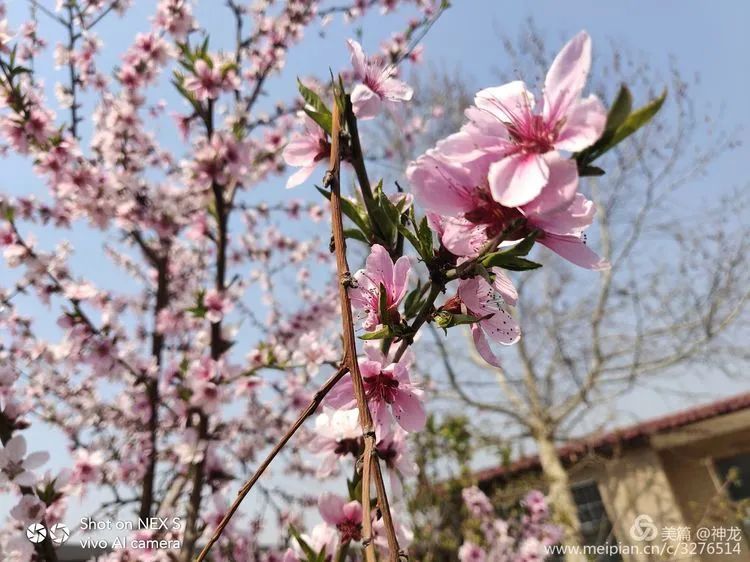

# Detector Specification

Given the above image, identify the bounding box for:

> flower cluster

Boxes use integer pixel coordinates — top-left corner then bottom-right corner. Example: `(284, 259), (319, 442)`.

(459, 487), (563, 562)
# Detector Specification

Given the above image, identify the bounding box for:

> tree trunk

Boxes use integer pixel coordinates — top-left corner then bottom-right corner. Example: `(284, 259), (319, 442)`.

(535, 430), (586, 562)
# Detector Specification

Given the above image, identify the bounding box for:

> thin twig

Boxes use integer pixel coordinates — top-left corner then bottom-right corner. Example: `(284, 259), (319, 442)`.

(195, 364), (349, 562)
(327, 98), (401, 561)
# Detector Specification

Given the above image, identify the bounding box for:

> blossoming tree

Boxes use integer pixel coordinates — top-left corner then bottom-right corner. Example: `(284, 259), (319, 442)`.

(0, 1), (666, 561)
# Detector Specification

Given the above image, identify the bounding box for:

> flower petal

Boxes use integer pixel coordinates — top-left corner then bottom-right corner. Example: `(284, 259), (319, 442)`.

(346, 39), (367, 78)
(14, 470), (38, 487)
(5, 435), (26, 462)
(521, 155), (579, 218)
(539, 233), (609, 270)
(365, 244), (394, 290)
(406, 155), (477, 216)
(471, 323), (503, 367)
(475, 81), (535, 123)
(543, 31), (592, 123)
(318, 492), (345, 525)
(490, 268), (518, 306)
(488, 152), (550, 208)
(23, 452), (49, 470)
(391, 256), (411, 306)
(286, 164), (317, 189)
(392, 390), (426, 432)
(351, 84), (382, 120)
(555, 94), (607, 152)
(382, 76), (413, 102)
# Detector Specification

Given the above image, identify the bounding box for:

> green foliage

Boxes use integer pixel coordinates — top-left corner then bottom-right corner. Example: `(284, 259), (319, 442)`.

(576, 85), (667, 170)
(297, 78), (333, 134)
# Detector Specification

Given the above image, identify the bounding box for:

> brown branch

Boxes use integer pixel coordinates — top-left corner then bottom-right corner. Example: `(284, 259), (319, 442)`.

(326, 99), (401, 561)
(194, 364), (349, 562)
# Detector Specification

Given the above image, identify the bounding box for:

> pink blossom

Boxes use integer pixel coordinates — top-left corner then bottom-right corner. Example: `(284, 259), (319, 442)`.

(184, 59), (223, 101)
(349, 244), (411, 331)
(310, 408), (361, 477)
(282, 115), (330, 188)
(70, 449), (104, 485)
(292, 523), (338, 559)
(459, 542), (487, 562)
(328, 344), (425, 432)
(471, 32), (605, 207)
(10, 494), (46, 524)
(0, 435), (49, 487)
(376, 425), (417, 494)
(347, 39), (413, 120)
(456, 275), (520, 367)
(318, 492), (363, 543)
(204, 289), (231, 323)
(462, 486), (493, 518)
(407, 142), (607, 269)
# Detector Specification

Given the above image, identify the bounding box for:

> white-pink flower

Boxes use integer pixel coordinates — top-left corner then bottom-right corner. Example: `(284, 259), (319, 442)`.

(0, 435), (49, 487)
(282, 115), (330, 188)
(457, 275), (520, 367)
(471, 31), (605, 207)
(347, 39), (413, 120)
(327, 344), (425, 432)
(10, 494), (46, 524)
(204, 289), (231, 323)
(309, 408), (361, 478)
(318, 492), (363, 543)
(349, 244), (411, 332)
(459, 542), (487, 562)
(184, 59), (223, 101)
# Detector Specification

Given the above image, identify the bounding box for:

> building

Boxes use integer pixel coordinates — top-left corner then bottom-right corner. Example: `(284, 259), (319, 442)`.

(476, 393), (750, 561)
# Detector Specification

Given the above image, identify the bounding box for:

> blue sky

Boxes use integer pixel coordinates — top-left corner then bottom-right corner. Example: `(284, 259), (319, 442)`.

(2, 0), (748, 542)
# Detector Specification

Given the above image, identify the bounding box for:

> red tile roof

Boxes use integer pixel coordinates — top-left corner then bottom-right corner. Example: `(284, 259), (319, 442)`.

(475, 392), (750, 484)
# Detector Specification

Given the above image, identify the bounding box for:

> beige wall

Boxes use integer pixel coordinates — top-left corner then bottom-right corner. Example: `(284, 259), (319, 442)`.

(576, 412), (750, 562)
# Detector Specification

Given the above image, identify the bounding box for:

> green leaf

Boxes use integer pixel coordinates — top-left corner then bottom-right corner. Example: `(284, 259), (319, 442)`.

(297, 78), (331, 115)
(289, 526), (317, 561)
(343, 228), (368, 243)
(604, 85), (633, 135)
(397, 221), (420, 246)
(302, 107), (332, 135)
(482, 254), (542, 271)
(417, 216), (434, 259)
(403, 282), (423, 318)
(434, 311), (483, 329)
(500, 230), (539, 258)
(359, 325), (393, 340)
(577, 88), (667, 167)
(372, 181), (402, 247)
(186, 290), (207, 318)
(608, 89), (667, 147)
(579, 165), (606, 177)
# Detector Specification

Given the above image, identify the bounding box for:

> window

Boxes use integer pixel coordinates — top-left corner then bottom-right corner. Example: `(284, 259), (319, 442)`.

(715, 451), (750, 501)
(715, 451), (750, 537)
(571, 480), (622, 561)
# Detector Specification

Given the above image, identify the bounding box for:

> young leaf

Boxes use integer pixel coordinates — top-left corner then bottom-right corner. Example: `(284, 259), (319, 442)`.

(297, 78), (331, 116)
(343, 228), (368, 244)
(604, 84), (633, 135)
(500, 230), (539, 257)
(608, 89), (667, 147)
(359, 325), (394, 340)
(482, 254), (542, 271)
(303, 108), (332, 135)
